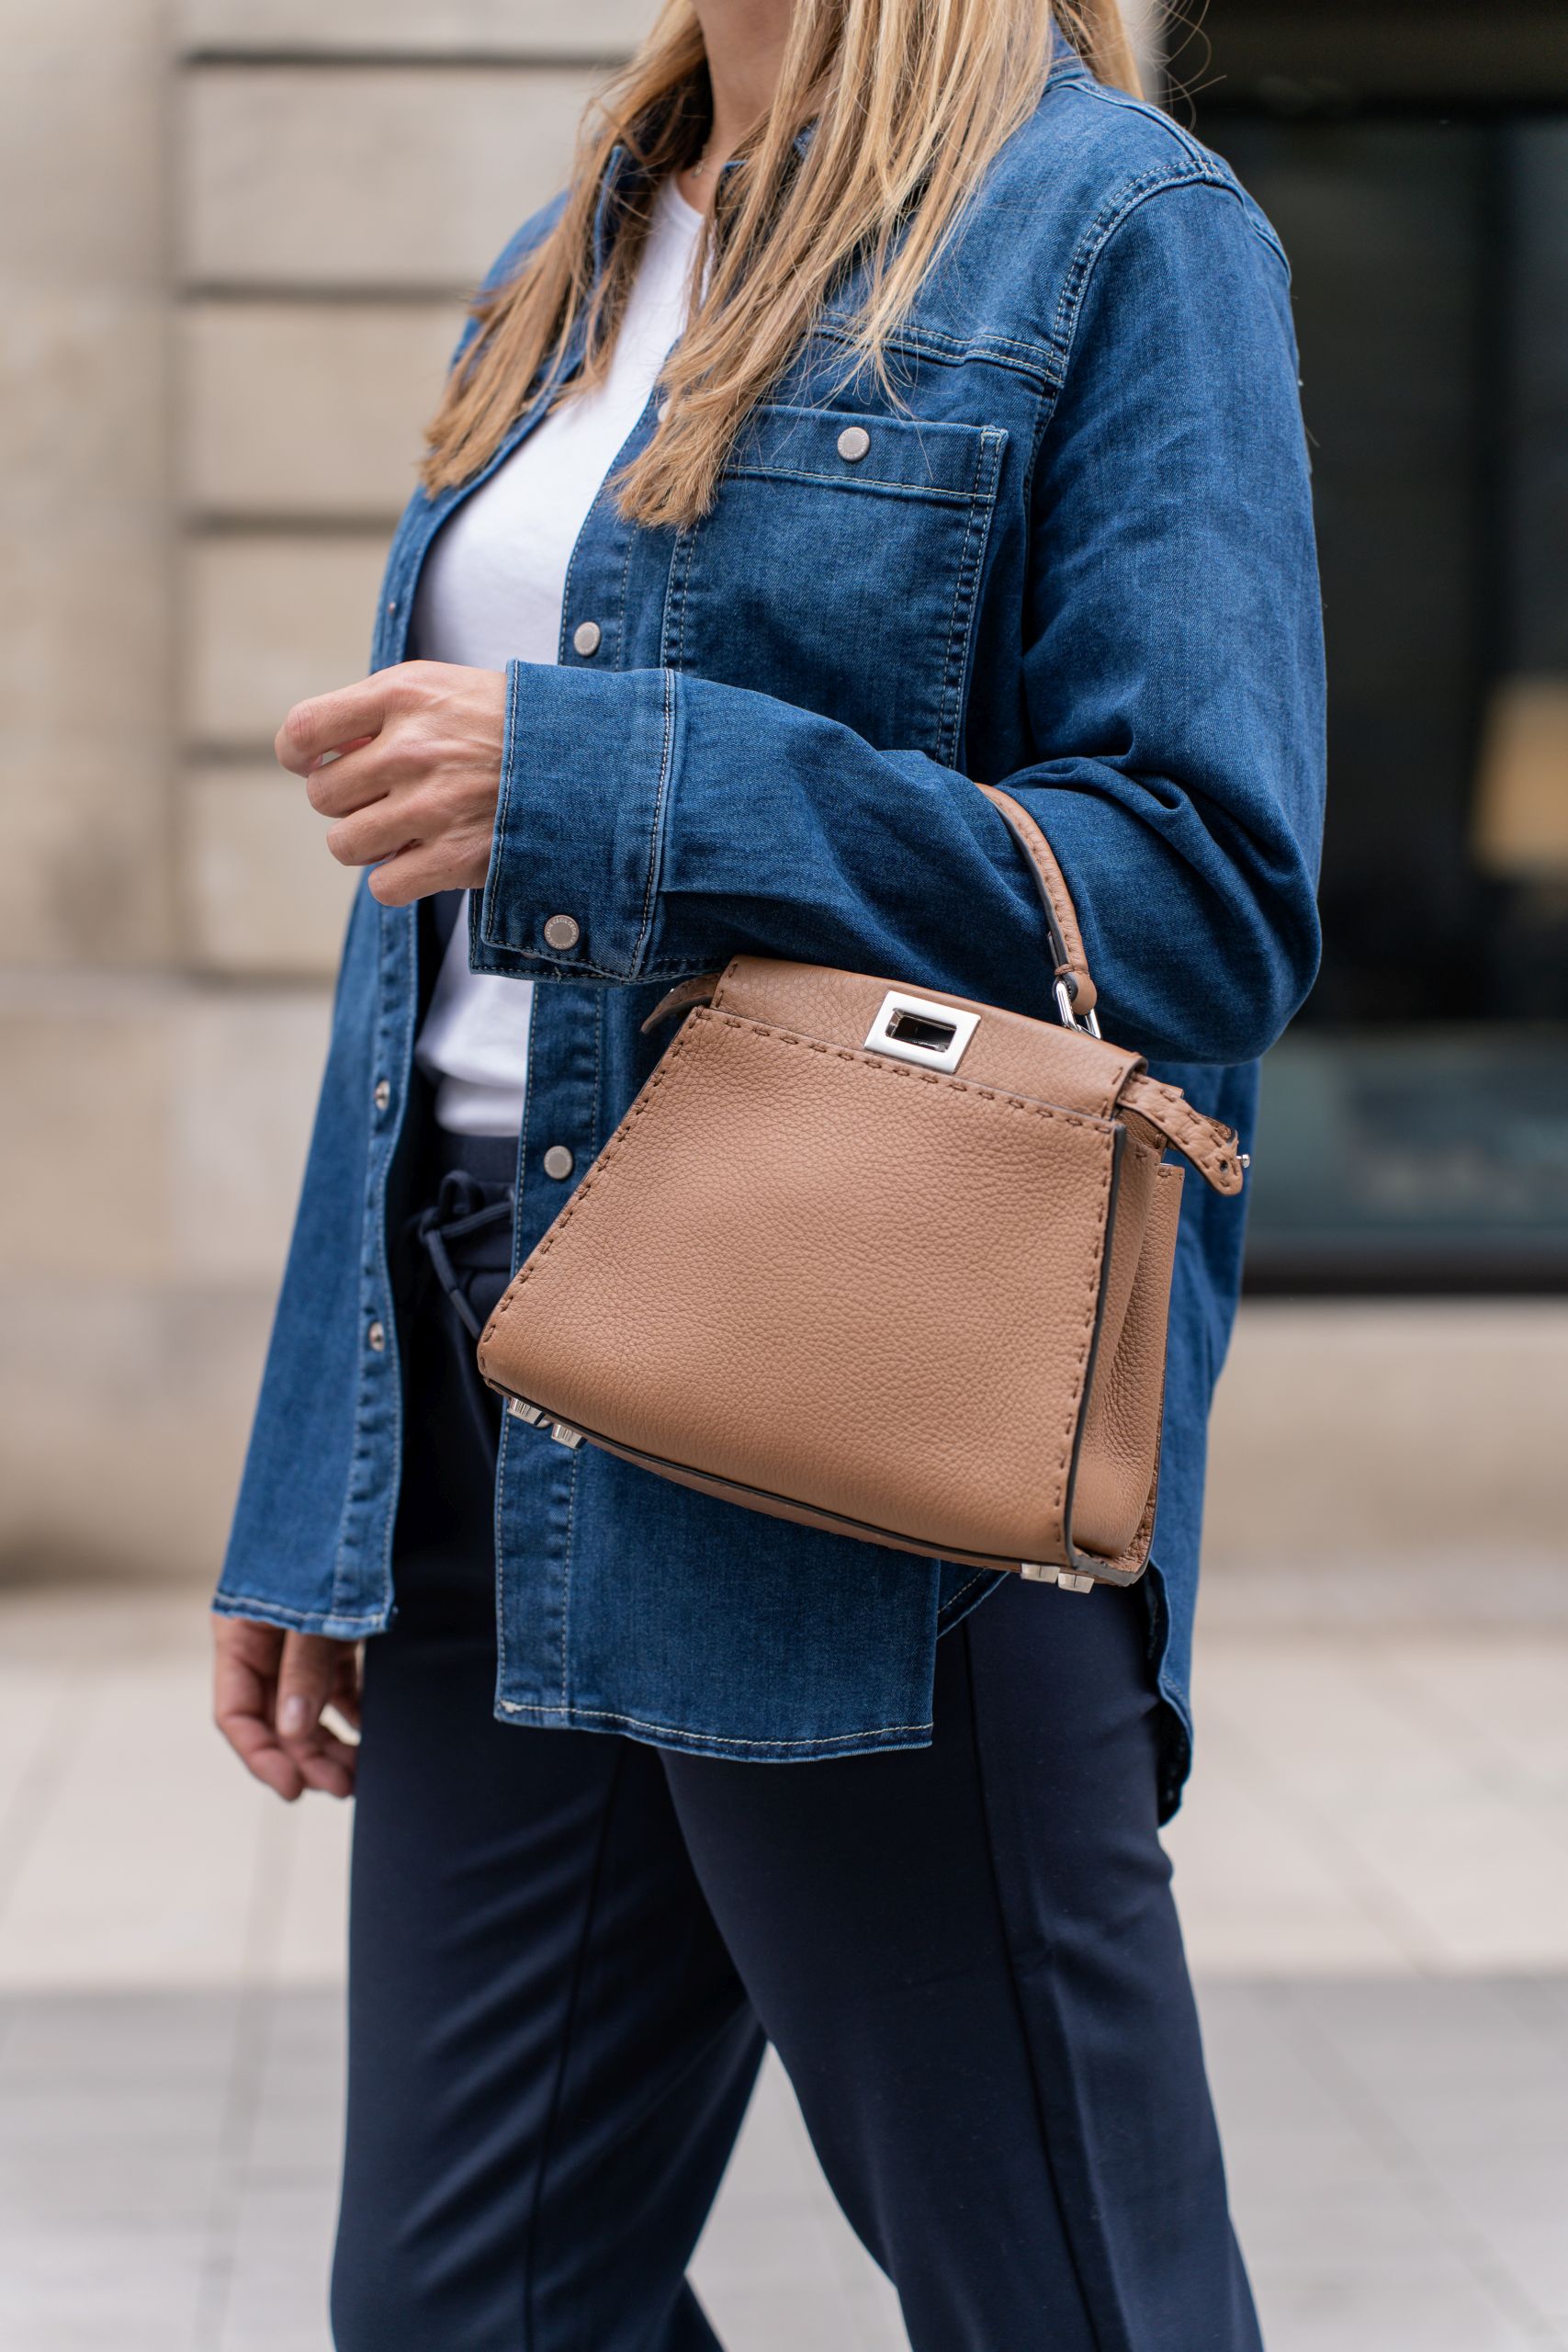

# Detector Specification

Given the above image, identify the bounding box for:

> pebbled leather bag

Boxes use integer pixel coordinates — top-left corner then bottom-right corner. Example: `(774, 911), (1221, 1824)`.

(477, 785), (1247, 1593)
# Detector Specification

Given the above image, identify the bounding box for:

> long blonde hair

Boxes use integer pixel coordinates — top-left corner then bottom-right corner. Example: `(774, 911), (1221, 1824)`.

(422, 0), (1141, 527)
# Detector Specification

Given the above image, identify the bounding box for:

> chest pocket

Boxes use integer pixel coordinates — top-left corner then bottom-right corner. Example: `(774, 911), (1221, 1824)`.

(662, 404), (1007, 767)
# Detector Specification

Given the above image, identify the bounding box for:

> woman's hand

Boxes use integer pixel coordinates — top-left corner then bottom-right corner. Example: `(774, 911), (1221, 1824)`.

(213, 1615), (362, 1801)
(278, 660), (508, 905)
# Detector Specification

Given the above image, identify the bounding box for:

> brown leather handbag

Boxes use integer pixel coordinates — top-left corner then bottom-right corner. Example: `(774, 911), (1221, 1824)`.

(477, 785), (1247, 1592)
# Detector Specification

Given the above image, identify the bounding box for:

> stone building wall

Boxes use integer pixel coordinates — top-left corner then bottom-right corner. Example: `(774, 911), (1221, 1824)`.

(0, 0), (634, 1577)
(2, 0), (1562, 1592)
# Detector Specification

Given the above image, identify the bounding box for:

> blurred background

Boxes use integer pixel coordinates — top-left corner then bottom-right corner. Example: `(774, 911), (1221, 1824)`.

(0, 2), (1564, 2347)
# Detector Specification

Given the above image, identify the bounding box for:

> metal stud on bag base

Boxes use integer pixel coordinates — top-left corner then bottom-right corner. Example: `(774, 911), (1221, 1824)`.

(1021, 1562), (1097, 1594)
(503, 1396), (583, 1448)
(502, 1385), (1108, 1583)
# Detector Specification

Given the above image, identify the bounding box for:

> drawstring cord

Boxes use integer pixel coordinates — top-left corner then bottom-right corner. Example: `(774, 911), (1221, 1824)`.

(411, 1171), (514, 1340)
(405, 1169), (516, 1457)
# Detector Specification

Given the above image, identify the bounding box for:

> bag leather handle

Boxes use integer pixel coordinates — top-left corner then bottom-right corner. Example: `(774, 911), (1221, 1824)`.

(975, 782), (1099, 1021)
(975, 786), (1247, 1191)
(644, 784), (1100, 1033)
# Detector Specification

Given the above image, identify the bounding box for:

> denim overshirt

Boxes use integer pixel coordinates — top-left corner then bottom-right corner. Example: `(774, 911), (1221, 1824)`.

(215, 52), (1325, 1817)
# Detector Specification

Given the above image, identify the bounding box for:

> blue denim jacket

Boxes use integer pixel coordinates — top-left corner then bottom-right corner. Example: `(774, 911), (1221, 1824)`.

(216, 51), (1324, 1815)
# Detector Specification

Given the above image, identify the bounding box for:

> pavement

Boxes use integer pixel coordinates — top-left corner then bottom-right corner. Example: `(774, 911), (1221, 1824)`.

(1, 1581), (1565, 2351)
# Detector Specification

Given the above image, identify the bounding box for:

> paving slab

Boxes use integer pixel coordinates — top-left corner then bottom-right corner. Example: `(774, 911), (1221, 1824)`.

(1, 1594), (1565, 2347)
(0, 1983), (1562, 2351)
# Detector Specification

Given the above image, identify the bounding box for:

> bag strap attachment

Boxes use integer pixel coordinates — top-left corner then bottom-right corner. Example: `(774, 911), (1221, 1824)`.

(1121, 1075), (1248, 1195)
(975, 784), (1247, 1192)
(975, 782), (1100, 1030)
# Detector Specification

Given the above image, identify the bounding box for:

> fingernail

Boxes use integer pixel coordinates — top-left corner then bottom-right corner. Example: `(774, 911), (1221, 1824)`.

(279, 1695), (310, 1736)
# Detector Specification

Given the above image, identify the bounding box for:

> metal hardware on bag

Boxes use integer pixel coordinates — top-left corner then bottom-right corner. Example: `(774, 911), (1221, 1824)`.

(1053, 976), (1102, 1038)
(863, 990), (980, 1074)
(550, 1422), (585, 1448)
(506, 1397), (545, 1424)
(1057, 1570), (1098, 1594)
(1020, 1562), (1059, 1583)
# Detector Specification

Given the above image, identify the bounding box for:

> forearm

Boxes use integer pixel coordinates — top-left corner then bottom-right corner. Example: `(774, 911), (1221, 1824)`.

(475, 658), (1320, 1065)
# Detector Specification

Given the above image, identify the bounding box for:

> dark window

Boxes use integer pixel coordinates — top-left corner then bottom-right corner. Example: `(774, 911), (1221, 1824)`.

(1183, 5), (1568, 1289)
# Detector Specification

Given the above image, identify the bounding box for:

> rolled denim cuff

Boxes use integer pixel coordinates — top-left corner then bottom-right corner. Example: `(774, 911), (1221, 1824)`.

(474, 660), (677, 981)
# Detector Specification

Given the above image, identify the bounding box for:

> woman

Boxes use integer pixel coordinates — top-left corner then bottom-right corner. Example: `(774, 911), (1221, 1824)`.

(213, 0), (1324, 2340)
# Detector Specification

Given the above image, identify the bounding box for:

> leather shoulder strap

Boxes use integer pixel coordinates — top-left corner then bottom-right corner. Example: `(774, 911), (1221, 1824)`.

(975, 782), (1099, 1018)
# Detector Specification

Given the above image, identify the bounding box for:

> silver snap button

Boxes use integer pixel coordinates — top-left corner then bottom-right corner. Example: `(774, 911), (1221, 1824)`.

(367, 1320), (386, 1353)
(837, 424), (871, 462)
(543, 913), (581, 952)
(657, 396), (671, 423)
(386, 598), (398, 616)
(373, 1079), (390, 1113)
(572, 620), (603, 658)
(542, 1145), (575, 1182)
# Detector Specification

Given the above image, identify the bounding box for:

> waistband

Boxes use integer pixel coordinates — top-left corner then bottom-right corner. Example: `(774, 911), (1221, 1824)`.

(433, 1127), (517, 1189)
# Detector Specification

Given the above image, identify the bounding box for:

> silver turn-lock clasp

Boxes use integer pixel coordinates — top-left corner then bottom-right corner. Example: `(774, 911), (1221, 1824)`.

(863, 990), (980, 1074)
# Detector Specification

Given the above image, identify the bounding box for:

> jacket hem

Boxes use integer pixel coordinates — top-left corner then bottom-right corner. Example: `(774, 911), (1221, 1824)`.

(494, 1695), (934, 1761)
(211, 1591), (392, 1641)
(1144, 1556), (1194, 1823)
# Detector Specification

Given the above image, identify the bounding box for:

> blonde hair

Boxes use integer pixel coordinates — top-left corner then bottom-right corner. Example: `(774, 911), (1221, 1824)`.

(422, 0), (1141, 527)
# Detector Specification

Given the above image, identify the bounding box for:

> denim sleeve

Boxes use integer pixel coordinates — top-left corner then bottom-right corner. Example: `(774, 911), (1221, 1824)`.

(477, 178), (1325, 1065)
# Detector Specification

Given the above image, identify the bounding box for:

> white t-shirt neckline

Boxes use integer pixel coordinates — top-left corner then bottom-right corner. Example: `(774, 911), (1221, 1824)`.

(412, 179), (706, 1136)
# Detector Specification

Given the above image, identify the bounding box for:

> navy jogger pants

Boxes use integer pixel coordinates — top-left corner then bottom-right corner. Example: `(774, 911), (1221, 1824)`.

(329, 1136), (1261, 2352)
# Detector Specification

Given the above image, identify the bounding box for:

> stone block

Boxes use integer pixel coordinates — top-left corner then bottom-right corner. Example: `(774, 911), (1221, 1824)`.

(1205, 1299), (1568, 1580)
(182, 0), (651, 58)
(0, 749), (175, 969)
(0, 975), (332, 1285)
(181, 300), (460, 519)
(181, 64), (599, 289)
(184, 765), (356, 978)
(0, 979), (175, 1283)
(166, 986), (337, 1283)
(0, 1277), (276, 1583)
(0, 8), (167, 288)
(0, 10), (173, 967)
(184, 534), (388, 748)
(0, 969), (333, 1580)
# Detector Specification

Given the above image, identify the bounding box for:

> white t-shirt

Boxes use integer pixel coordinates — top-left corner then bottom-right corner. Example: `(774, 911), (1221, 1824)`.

(412, 178), (705, 1135)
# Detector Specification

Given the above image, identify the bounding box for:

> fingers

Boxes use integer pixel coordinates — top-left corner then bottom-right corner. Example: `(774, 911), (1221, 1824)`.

(329, 1644), (364, 1733)
(286, 659), (502, 901)
(324, 796), (416, 871)
(324, 795), (491, 898)
(276, 1633), (359, 1799)
(212, 1617), (359, 1802)
(302, 736), (381, 817)
(213, 1616), (306, 1803)
(366, 831), (493, 905)
(277, 672), (411, 775)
